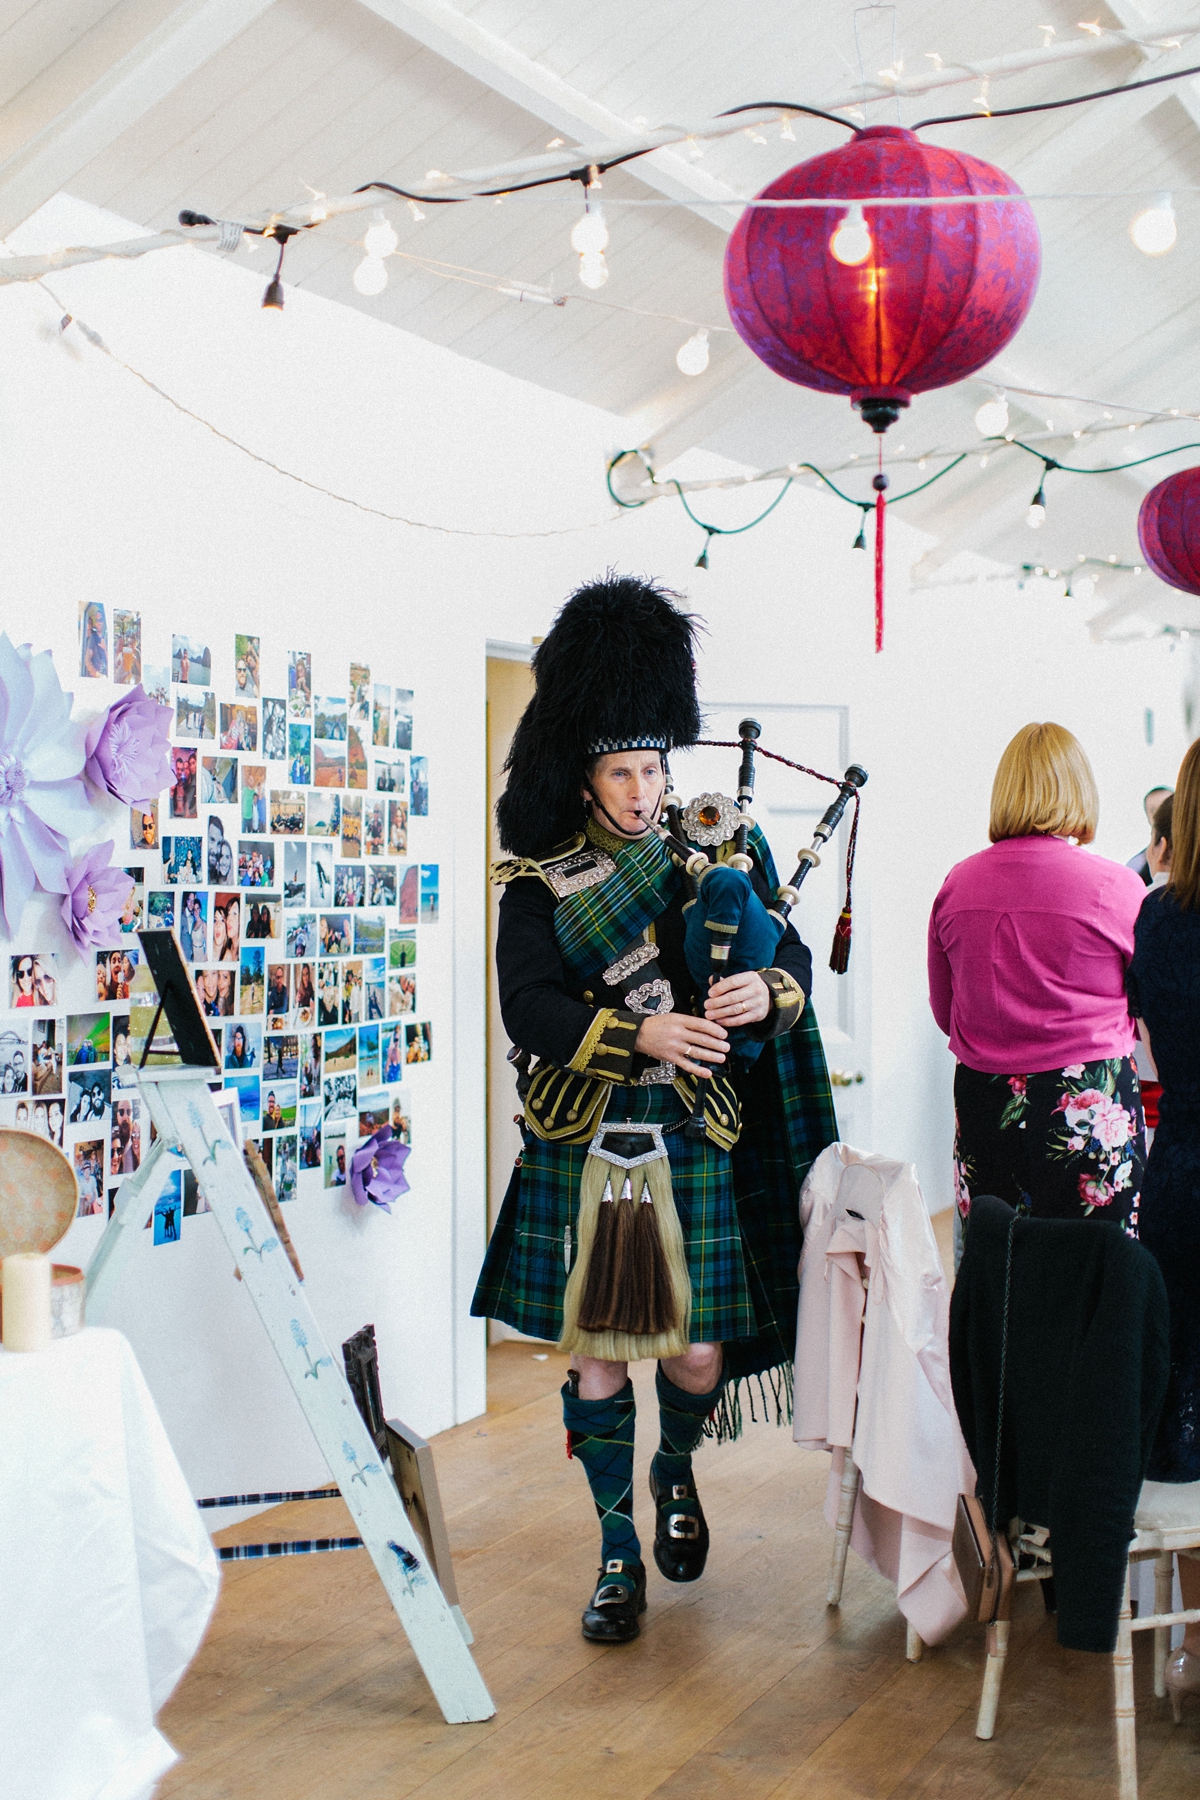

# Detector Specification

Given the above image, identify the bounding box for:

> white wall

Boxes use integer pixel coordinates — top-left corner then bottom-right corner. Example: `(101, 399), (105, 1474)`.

(1, 195), (1189, 1501)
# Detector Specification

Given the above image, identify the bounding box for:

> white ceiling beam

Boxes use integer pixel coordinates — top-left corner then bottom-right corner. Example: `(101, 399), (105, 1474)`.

(354, 0), (748, 227)
(0, 0), (278, 239)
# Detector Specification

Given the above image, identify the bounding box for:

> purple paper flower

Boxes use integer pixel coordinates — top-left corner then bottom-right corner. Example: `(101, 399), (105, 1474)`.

(0, 635), (91, 936)
(349, 1126), (411, 1212)
(60, 841), (134, 954)
(84, 684), (171, 808)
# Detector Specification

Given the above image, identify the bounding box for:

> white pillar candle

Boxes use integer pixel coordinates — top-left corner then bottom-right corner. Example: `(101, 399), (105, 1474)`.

(2, 1253), (52, 1352)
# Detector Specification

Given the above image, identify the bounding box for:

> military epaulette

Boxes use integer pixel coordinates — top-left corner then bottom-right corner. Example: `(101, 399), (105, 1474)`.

(490, 834), (588, 891)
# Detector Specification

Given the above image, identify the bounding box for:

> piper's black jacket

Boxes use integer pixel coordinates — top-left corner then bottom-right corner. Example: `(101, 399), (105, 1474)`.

(497, 856), (813, 1083)
(949, 1193), (1170, 1653)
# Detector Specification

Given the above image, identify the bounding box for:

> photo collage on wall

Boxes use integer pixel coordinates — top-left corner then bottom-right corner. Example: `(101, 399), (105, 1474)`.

(0, 614), (437, 1235)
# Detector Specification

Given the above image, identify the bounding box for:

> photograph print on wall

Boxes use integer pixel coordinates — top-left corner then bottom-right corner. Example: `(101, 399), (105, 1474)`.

(313, 744), (345, 788)
(130, 802), (158, 852)
(79, 603), (108, 679)
(172, 635), (211, 687)
(112, 610), (141, 686)
(288, 650), (311, 718)
(372, 684), (390, 747)
(200, 756), (237, 807)
(161, 837), (202, 884)
(288, 724), (311, 784)
(262, 697), (286, 761)
(175, 692), (216, 740)
(315, 696), (347, 741)
(234, 635), (261, 701)
(393, 690), (413, 751)
(308, 843), (333, 908)
(349, 662), (370, 723)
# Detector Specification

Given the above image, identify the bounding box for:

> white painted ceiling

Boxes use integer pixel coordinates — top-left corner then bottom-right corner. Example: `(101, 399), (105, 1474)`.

(6, 0), (1200, 635)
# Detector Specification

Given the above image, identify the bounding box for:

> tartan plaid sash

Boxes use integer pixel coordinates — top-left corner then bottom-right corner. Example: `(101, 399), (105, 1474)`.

(553, 829), (679, 983)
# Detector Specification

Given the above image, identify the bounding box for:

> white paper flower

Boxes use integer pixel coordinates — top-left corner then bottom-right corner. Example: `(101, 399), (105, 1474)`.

(0, 635), (92, 936)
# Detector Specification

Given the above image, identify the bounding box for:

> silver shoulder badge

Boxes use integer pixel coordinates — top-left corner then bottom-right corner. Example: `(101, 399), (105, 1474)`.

(543, 845), (617, 898)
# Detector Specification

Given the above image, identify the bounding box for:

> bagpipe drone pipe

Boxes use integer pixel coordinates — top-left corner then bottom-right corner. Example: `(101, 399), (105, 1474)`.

(649, 721), (867, 1139)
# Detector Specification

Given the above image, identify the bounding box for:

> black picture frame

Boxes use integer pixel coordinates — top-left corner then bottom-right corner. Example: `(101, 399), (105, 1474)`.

(136, 929), (220, 1069)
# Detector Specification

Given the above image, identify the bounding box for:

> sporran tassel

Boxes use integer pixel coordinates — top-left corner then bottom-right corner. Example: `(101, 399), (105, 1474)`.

(558, 1149), (691, 1361)
(577, 1168), (676, 1337)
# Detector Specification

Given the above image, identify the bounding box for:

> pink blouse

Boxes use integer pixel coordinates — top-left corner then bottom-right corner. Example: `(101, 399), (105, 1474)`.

(927, 835), (1147, 1074)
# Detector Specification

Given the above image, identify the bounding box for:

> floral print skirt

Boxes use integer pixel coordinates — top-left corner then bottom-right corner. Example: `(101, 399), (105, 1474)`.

(953, 1056), (1145, 1236)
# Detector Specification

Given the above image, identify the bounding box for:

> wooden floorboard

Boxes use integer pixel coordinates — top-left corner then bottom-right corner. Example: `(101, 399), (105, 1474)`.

(157, 1251), (1199, 1799)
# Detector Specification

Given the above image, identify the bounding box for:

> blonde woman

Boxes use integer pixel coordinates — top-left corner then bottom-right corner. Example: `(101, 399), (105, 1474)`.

(1127, 737), (1200, 1710)
(929, 723), (1147, 1235)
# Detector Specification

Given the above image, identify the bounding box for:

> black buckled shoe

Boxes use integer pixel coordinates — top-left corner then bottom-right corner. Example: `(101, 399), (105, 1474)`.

(581, 1557), (647, 1643)
(650, 1470), (710, 1583)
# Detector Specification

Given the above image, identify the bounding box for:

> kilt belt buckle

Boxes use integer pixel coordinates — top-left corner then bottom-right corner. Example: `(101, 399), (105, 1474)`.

(587, 1122), (667, 1168)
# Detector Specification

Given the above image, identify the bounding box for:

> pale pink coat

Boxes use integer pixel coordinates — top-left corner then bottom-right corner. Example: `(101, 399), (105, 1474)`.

(794, 1143), (976, 1643)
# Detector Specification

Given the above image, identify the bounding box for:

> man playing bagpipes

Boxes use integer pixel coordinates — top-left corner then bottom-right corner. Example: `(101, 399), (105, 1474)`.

(472, 576), (838, 1643)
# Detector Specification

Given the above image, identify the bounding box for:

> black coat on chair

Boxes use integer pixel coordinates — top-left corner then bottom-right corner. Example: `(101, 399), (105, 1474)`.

(949, 1193), (1170, 1653)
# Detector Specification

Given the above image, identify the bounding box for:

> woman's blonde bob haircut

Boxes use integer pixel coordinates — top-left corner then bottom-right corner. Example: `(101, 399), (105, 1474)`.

(1167, 737), (1200, 910)
(989, 723), (1099, 845)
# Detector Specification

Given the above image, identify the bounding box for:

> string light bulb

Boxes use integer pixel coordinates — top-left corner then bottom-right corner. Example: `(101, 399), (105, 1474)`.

(1027, 483), (1047, 528)
(830, 203), (872, 266)
(261, 232), (290, 312)
(353, 255), (388, 296)
(974, 394), (1009, 437)
(364, 211), (398, 258)
(1131, 192), (1176, 256)
(578, 252), (609, 289)
(570, 205), (609, 256)
(676, 330), (710, 376)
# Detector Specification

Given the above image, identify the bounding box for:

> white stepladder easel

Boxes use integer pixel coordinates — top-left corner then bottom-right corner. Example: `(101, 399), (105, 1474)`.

(85, 934), (494, 1725)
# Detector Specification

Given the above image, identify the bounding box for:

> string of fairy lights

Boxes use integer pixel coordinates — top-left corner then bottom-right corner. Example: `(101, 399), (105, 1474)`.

(9, 23), (1200, 589)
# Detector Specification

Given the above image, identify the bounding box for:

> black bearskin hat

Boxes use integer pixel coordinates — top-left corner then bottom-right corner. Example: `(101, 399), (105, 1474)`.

(496, 574), (701, 858)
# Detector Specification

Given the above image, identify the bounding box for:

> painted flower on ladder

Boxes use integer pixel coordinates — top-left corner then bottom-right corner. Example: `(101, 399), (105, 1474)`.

(0, 634), (92, 936)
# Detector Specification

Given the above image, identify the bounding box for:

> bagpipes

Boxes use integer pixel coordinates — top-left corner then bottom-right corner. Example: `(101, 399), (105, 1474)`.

(649, 721), (867, 1138)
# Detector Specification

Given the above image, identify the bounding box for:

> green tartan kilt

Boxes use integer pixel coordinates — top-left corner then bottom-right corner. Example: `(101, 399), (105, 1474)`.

(474, 1085), (757, 1348)
(473, 996), (838, 1383)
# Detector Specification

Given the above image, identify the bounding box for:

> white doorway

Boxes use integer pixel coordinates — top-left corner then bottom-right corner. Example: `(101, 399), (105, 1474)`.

(669, 704), (869, 1145)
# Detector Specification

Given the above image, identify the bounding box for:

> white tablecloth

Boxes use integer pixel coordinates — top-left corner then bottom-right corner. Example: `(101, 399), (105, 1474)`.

(0, 1327), (219, 1800)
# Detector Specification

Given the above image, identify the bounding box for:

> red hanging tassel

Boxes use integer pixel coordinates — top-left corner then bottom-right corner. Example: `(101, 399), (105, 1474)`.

(873, 473), (888, 654)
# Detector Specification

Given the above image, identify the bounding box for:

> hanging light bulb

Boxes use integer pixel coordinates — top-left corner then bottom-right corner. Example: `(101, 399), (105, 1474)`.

(570, 205), (609, 256)
(676, 330), (710, 376)
(975, 394), (1009, 437)
(353, 255), (388, 296)
(1131, 191), (1177, 256)
(364, 211), (398, 258)
(578, 251), (609, 289)
(261, 233), (289, 312)
(1027, 483), (1047, 528)
(407, 200), (425, 222)
(829, 203), (872, 266)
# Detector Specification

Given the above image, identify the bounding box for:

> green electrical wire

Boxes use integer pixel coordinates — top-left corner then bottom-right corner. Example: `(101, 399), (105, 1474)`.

(605, 446), (968, 558)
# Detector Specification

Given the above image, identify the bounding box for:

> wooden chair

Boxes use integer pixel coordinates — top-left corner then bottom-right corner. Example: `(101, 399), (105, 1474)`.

(826, 1454), (925, 1664)
(973, 1479), (1200, 1799)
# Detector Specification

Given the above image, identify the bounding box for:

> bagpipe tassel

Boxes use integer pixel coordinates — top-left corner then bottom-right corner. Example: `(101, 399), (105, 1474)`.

(829, 903), (853, 975)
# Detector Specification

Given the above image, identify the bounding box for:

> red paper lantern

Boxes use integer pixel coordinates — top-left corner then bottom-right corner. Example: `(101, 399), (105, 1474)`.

(723, 125), (1041, 434)
(1138, 468), (1200, 596)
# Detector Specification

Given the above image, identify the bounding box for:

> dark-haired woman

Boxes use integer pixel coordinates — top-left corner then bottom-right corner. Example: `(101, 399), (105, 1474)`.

(472, 578), (835, 1644)
(1128, 737), (1200, 1717)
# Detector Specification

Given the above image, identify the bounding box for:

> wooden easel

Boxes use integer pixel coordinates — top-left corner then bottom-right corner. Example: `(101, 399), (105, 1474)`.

(85, 1064), (494, 1725)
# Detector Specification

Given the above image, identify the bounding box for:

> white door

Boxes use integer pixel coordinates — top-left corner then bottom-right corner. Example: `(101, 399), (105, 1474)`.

(669, 704), (869, 1145)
